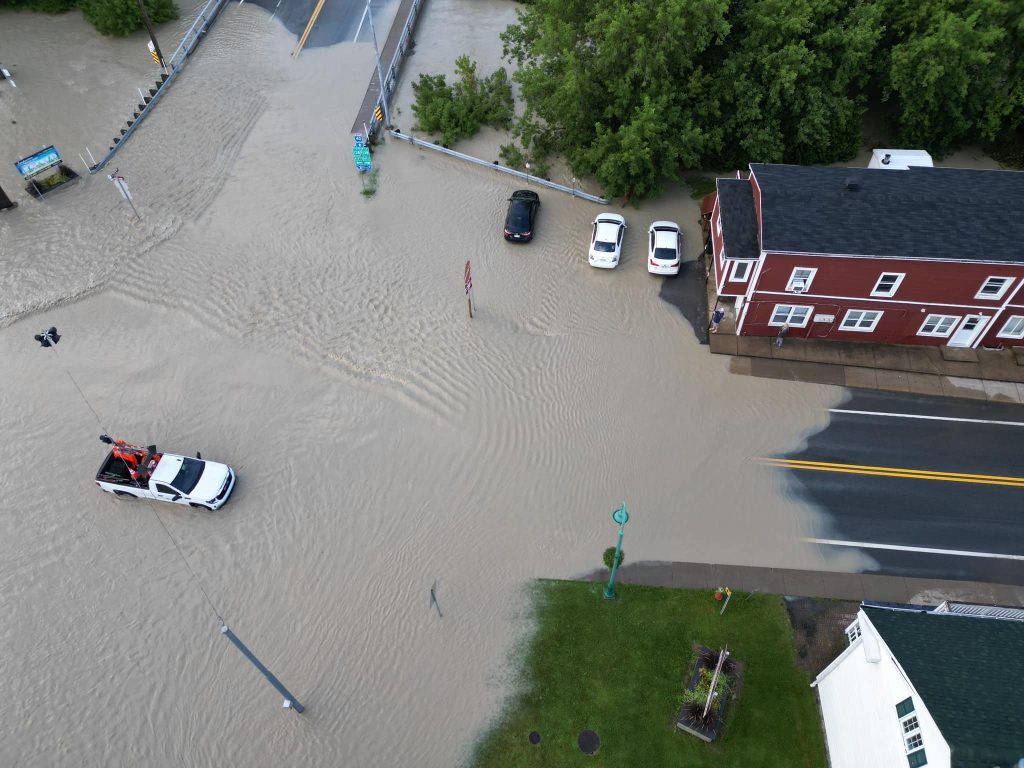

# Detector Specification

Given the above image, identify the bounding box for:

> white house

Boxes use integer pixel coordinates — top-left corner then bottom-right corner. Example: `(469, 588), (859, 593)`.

(812, 602), (1024, 768)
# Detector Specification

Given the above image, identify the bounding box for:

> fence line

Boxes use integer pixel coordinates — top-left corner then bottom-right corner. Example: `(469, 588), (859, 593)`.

(89, 0), (230, 173)
(387, 130), (610, 204)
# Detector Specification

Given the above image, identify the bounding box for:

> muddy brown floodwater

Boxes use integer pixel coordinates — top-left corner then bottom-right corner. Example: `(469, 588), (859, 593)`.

(0, 1), (874, 765)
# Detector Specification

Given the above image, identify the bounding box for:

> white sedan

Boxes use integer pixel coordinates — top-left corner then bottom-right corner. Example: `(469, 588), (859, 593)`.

(588, 214), (627, 268)
(648, 221), (683, 275)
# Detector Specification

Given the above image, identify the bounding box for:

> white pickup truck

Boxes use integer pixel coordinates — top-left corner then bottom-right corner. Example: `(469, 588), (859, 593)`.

(94, 438), (237, 510)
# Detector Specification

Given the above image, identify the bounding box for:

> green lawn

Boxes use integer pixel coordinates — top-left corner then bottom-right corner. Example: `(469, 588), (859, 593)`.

(470, 580), (827, 768)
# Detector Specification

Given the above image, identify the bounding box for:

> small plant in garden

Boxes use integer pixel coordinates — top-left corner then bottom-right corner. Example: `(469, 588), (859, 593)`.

(602, 546), (624, 570)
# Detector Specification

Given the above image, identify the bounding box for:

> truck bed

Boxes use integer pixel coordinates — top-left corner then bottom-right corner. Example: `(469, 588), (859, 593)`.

(95, 450), (136, 486)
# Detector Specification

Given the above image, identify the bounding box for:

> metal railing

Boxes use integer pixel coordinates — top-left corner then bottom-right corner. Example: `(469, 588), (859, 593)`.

(365, 0), (422, 137)
(89, 0), (229, 172)
(388, 130), (610, 204)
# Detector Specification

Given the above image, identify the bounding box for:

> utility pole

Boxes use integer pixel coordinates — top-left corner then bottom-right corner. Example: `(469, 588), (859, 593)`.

(366, 0), (390, 129)
(221, 625), (305, 713)
(136, 0), (168, 72)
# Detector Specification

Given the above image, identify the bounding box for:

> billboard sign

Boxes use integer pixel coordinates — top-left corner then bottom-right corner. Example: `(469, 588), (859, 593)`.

(15, 146), (62, 179)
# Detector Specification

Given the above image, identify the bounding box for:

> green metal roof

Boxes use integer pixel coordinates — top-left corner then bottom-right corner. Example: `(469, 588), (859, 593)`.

(864, 606), (1024, 768)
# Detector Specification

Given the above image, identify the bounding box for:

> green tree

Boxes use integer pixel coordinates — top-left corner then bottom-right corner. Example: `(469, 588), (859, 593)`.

(80, 0), (177, 36)
(881, 0), (1020, 155)
(502, 0), (730, 198)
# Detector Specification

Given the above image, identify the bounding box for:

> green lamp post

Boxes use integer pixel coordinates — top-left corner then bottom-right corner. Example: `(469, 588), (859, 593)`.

(604, 504), (629, 600)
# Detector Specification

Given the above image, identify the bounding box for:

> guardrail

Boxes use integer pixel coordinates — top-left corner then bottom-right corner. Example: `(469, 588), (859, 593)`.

(88, 0), (230, 173)
(364, 0), (422, 138)
(388, 130), (610, 204)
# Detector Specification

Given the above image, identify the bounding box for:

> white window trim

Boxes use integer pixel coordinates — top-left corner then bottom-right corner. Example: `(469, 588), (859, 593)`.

(844, 619), (861, 644)
(768, 304), (813, 328)
(786, 267), (817, 293)
(975, 276), (1014, 300)
(729, 260), (752, 282)
(839, 309), (883, 332)
(917, 314), (960, 338)
(870, 272), (905, 298)
(997, 315), (1024, 339)
(715, 216), (722, 238)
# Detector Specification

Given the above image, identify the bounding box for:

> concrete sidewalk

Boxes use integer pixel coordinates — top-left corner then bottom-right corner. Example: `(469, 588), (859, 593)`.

(580, 560), (1024, 607)
(705, 279), (1024, 403)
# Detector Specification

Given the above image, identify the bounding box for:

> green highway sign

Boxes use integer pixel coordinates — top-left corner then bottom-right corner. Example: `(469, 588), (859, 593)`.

(353, 146), (372, 171)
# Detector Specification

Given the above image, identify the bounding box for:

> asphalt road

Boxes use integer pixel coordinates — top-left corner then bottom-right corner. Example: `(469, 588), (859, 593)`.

(773, 390), (1024, 586)
(246, 0), (390, 49)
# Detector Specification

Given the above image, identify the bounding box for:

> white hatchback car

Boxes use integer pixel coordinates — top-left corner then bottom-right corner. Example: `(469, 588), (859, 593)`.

(647, 221), (683, 275)
(588, 214), (627, 268)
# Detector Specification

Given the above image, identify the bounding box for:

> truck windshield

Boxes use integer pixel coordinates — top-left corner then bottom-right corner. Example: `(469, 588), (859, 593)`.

(171, 458), (205, 494)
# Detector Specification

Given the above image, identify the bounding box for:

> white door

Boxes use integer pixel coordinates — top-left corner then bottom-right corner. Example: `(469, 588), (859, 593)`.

(949, 315), (988, 347)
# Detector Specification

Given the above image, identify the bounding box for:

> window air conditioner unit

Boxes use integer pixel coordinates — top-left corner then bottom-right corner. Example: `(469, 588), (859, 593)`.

(791, 280), (807, 293)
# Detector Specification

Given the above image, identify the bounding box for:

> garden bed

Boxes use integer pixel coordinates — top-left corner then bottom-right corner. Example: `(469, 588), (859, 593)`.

(675, 644), (745, 742)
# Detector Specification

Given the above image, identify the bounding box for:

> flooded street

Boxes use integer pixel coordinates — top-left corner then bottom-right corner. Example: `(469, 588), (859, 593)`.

(1, 1), (858, 765)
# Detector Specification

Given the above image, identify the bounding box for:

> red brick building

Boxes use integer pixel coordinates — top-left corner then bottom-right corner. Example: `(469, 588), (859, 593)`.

(709, 163), (1024, 349)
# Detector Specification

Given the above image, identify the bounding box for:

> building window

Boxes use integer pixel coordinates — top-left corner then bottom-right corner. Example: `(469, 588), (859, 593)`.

(786, 267), (816, 293)
(976, 276), (1014, 300)
(907, 749), (928, 767)
(769, 304), (813, 327)
(895, 698), (915, 718)
(902, 716), (919, 734)
(730, 260), (752, 282)
(716, 216), (722, 238)
(871, 272), (905, 297)
(840, 309), (883, 332)
(918, 314), (959, 337)
(997, 315), (1024, 339)
(845, 619), (861, 644)
(905, 733), (923, 750)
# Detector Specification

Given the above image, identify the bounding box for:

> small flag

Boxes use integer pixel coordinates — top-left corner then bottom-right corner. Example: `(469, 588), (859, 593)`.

(374, 105), (383, 123)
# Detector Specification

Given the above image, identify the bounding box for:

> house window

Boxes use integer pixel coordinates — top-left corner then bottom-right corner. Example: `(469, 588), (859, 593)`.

(895, 698), (915, 718)
(716, 216), (722, 238)
(871, 272), (905, 297)
(845, 619), (861, 644)
(918, 314), (959, 337)
(905, 733), (923, 750)
(769, 304), (813, 327)
(786, 267), (816, 293)
(976, 276), (1014, 300)
(907, 749), (928, 767)
(901, 716), (919, 734)
(729, 260), (752, 282)
(840, 309), (883, 332)
(998, 315), (1024, 339)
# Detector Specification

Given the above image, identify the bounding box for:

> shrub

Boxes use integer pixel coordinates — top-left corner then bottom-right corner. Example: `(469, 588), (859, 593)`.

(602, 546), (624, 570)
(80, 0), (178, 36)
(412, 55), (514, 146)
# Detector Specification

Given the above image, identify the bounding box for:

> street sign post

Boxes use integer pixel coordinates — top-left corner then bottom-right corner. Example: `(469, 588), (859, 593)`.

(464, 260), (474, 318)
(353, 134), (372, 172)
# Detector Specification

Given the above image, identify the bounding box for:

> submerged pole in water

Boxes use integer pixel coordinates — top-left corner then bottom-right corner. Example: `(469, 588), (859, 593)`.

(220, 625), (305, 713)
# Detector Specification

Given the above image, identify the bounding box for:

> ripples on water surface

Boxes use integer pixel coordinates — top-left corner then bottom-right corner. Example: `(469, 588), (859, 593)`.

(0, 1), (849, 765)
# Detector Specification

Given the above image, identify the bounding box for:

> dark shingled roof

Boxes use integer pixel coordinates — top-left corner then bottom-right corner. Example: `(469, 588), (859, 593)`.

(751, 163), (1024, 262)
(716, 179), (760, 260)
(864, 605), (1024, 768)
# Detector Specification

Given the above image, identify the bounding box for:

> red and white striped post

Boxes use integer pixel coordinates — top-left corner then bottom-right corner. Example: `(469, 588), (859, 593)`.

(464, 259), (474, 319)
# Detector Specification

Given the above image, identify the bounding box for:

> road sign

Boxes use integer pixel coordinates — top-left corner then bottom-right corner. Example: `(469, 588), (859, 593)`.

(353, 135), (372, 171)
(147, 40), (160, 66)
(464, 260), (472, 295)
(374, 105), (383, 123)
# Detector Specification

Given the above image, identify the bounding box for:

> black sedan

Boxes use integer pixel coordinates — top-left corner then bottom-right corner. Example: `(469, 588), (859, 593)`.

(503, 190), (540, 242)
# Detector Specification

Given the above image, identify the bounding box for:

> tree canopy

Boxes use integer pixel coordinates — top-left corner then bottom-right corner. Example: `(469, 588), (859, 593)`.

(0, 0), (177, 36)
(500, 0), (1024, 198)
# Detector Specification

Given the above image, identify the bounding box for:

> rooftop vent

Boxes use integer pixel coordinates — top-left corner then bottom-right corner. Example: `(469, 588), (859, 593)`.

(845, 177), (858, 191)
(881, 153), (892, 165)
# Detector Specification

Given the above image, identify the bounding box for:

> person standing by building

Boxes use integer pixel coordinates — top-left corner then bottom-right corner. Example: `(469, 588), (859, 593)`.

(710, 306), (726, 333)
(776, 323), (789, 348)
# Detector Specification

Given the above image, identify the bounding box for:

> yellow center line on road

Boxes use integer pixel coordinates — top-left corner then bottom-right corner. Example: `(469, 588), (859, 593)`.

(756, 457), (1024, 488)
